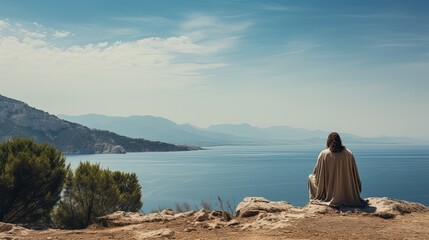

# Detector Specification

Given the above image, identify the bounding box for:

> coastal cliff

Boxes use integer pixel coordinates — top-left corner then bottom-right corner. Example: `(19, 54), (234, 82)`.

(1, 197), (428, 239)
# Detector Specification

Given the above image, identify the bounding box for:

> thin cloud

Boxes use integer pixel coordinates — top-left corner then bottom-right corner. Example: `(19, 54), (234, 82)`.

(373, 43), (417, 48)
(363, 32), (429, 49)
(53, 30), (71, 38)
(182, 13), (251, 34)
(276, 41), (320, 56)
(0, 17), (243, 93)
(180, 13), (252, 54)
(309, 11), (418, 20)
(33, 22), (44, 27)
(0, 20), (10, 29)
(112, 16), (172, 25)
(336, 12), (417, 20)
(21, 29), (46, 38)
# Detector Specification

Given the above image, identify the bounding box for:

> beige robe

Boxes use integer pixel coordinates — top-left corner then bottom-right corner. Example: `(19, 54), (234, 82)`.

(308, 148), (365, 207)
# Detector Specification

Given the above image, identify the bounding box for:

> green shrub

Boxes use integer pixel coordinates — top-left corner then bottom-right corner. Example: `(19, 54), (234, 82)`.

(52, 162), (142, 229)
(112, 171), (143, 212)
(0, 138), (68, 223)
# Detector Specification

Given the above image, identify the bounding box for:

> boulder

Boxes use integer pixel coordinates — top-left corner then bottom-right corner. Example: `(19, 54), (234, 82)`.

(236, 197), (293, 218)
(193, 209), (209, 222)
(98, 209), (200, 227)
(134, 228), (174, 239)
(357, 197), (427, 219)
(174, 210), (196, 218)
(160, 208), (175, 216)
(304, 197), (428, 219)
(94, 143), (126, 154)
(235, 197), (429, 231)
(97, 211), (145, 227)
(0, 223), (14, 232)
(193, 209), (232, 222)
(98, 210), (180, 227)
(0, 222), (29, 238)
(226, 219), (240, 226)
(209, 210), (232, 221)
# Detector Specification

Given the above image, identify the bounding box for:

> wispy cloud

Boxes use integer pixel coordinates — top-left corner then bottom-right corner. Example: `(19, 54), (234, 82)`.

(181, 14), (251, 37)
(21, 29), (46, 38)
(1, 19), (73, 40)
(112, 16), (172, 25)
(363, 32), (429, 50)
(33, 22), (44, 28)
(53, 30), (71, 38)
(332, 12), (417, 20)
(276, 41), (320, 56)
(0, 20), (10, 29)
(180, 13), (251, 53)
(373, 43), (417, 48)
(0, 15), (247, 94)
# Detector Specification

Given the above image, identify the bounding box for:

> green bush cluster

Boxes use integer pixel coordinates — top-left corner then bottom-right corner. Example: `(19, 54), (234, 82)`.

(0, 138), (142, 229)
(0, 138), (67, 223)
(52, 162), (142, 229)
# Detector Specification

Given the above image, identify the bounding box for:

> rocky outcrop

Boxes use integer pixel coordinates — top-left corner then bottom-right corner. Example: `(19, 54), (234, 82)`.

(0, 94), (200, 154)
(235, 197), (307, 230)
(97, 211), (146, 227)
(1, 197), (428, 239)
(97, 210), (197, 227)
(96, 197), (428, 232)
(134, 228), (175, 239)
(0, 222), (30, 239)
(192, 209), (232, 222)
(235, 197), (293, 218)
(94, 143), (126, 154)
(364, 197), (428, 219)
(235, 197), (429, 230)
(96, 209), (234, 234)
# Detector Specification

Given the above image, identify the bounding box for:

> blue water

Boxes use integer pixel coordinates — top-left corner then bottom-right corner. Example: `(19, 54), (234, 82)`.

(66, 144), (429, 212)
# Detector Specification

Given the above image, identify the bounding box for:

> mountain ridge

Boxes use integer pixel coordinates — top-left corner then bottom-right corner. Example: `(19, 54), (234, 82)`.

(0, 95), (198, 154)
(59, 114), (424, 146)
(59, 114), (249, 146)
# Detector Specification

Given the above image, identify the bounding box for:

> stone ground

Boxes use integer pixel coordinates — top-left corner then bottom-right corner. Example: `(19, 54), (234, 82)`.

(1, 197), (428, 240)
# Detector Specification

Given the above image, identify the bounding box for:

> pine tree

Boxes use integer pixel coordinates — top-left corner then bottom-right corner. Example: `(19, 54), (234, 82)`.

(52, 162), (142, 229)
(0, 138), (67, 223)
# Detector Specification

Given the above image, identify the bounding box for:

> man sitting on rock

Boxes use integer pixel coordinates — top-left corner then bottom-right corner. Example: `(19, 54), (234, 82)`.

(308, 132), (366, 207)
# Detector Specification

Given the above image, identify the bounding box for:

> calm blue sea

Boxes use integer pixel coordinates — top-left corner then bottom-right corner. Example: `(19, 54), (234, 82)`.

(66, 144), (429, 212)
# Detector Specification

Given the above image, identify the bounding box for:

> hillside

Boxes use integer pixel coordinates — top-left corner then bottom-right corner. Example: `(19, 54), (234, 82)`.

(0, 95), (199, 154)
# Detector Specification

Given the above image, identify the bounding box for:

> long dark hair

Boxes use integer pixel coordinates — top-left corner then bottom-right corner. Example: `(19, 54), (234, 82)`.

(327, 132), (345, 153)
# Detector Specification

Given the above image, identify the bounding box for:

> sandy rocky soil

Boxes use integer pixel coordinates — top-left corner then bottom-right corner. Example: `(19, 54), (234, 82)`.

(1, 197), (428, 240)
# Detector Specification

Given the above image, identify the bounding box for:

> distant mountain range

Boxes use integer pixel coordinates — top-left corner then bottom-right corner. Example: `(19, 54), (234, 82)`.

(59, 114), (422, 146)
(58, 114), (247, 146)
(0, 95), (198, 154)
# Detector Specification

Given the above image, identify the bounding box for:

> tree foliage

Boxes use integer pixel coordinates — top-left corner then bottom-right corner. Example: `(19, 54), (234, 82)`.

(0, 138), (67, 223)
(52, 162), (142, 229)
(112, 171), (142, 212)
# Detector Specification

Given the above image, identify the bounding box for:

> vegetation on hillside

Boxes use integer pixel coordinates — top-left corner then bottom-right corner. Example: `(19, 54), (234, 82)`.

(0, 138), (143, 229)
(0, 94), (200, 154)
(0, 138), (68, 223)
(52, 162), (142, 229)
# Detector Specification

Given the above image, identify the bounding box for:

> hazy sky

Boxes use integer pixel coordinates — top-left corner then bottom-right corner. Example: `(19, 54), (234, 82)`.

(1, 0), (428, 138)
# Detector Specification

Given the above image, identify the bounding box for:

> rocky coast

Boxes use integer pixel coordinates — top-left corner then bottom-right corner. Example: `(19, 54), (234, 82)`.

(1, 197), (428, 239)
